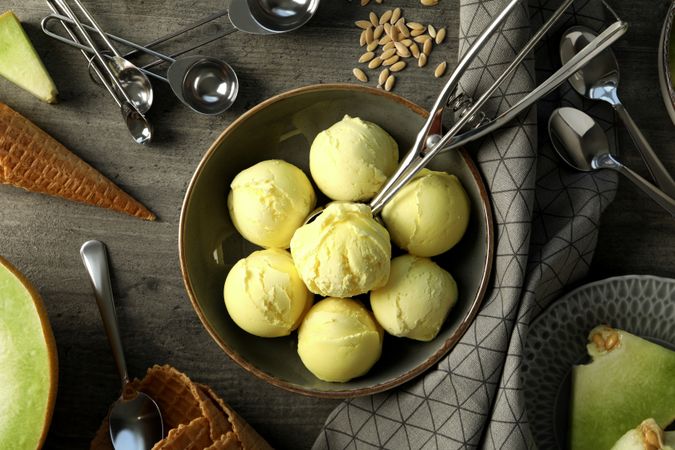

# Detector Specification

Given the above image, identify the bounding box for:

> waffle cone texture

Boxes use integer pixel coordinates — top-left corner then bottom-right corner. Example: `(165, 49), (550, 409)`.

(91, 365), (273, 450)
(0, 102), (155, 220)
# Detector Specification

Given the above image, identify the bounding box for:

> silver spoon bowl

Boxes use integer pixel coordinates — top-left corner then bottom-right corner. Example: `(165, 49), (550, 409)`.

(548, 107), (675, 216)
(229, 0), (320, 34)
(80, 240), (164, 449)
(560, 25), (675, 197)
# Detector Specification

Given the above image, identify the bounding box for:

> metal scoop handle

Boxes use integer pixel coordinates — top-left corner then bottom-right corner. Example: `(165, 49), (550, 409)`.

(369, 0), (627, 214)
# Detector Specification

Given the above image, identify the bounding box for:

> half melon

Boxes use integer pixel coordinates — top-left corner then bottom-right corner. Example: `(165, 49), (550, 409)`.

(0, 256), (58, 449)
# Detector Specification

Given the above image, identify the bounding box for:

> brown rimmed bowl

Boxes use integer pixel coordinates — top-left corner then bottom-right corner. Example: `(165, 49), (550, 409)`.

(179, 84), (494, 398)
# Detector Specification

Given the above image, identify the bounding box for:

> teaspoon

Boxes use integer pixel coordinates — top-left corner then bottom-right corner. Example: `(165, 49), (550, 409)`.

(80, 240), (164, 449)
(549, 107), (675, 216)
(560, 25), (675, 197)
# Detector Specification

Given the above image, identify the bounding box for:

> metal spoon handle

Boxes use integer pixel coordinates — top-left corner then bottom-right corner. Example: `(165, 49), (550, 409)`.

(597, 154), (675, 216)
(80, 240), (130, 388)
(67, 0), (122, 57)
(613, 103), (675, 197)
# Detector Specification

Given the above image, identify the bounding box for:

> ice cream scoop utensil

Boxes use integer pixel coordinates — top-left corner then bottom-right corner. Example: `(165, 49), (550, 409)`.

(560, 26), (675, 197)
(369, 0), (628, 215)
(548, 107), (675, 216)
(42, 14), (239, 115)
(80, 240), (164, 449)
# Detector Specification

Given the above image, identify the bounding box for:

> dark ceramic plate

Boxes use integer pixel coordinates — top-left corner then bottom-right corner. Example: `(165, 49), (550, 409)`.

(522, 275), (675, 449)
(179, 84), (494, 398)
(659, 1), (675, 125)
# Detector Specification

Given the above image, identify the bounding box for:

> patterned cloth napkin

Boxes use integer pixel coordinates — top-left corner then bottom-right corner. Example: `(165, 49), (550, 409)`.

(314, 0), (618, 448)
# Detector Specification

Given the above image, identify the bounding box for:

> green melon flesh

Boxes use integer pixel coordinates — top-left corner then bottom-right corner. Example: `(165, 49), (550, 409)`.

(0, 258), (55, 449)
(0, 11), (58, 103)
(610, 419), (675, 450)
(570, 326), (675, 450)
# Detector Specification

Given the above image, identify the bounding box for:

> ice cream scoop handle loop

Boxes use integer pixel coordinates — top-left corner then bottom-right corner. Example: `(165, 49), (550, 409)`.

(80, 240), (130, 389)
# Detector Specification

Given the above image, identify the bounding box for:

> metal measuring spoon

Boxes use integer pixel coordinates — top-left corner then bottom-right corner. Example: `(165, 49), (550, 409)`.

(47, 1), (152, 144)
(229, 0), (320, 34)
(43, 14), (238, 115)
(560, 25), (675, 197)
(80, 240), (164, 450)
(56, 0), (154, 114)
(549, 107), (675, 216)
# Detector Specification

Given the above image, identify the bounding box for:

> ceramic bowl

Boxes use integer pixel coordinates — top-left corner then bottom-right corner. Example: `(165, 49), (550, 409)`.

(179, 84), (494, 397)
(659, 1), (675, 125)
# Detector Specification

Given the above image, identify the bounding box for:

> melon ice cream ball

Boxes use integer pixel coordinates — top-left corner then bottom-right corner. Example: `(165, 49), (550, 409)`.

(381, 169), (470, 257)
(298, 297), (383, 382)
(223, 249), (313, 338)
(290, 202), (391, 298)
(570, 325), (675, 450)
(227, 159), (316, 248)
(309, 115), (399, 201)
(370, 254), (457, 341)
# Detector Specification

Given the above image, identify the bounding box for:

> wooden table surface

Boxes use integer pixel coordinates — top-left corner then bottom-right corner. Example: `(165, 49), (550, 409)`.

(1, 1), (673, 449)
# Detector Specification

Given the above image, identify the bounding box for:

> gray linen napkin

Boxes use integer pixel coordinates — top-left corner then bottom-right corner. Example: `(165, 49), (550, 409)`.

(314, 0), (617, 448)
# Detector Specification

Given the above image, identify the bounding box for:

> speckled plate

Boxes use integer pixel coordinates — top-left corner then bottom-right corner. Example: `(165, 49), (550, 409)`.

(522, 275), (675, 449)
(179, 84), (494, 398)
(659, 1), (675, 125)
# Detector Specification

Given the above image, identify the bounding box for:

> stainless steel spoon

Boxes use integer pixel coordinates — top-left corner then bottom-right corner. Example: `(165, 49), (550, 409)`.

(43, 15), (239, 115)
(47, 0), (152, 144)
(229, 0), (320, 34)
(549, 107), (675, 216)
(560, 25), (675, 197)
(80, 240), (164, 449)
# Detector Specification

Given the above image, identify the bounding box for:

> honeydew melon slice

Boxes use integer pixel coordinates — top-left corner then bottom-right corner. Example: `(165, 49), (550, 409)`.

(0, 11), (58, 103)
(570, 325), (675, 450)
(0, 256), (58, 450)
(610, 419), (675, 450)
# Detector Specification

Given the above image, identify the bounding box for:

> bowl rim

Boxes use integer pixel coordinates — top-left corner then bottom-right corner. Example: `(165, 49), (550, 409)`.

(178, 83), (495, 398)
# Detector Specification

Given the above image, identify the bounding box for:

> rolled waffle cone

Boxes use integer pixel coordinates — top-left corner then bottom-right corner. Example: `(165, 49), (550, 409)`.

(198, 384), (273, 450)
(152, 417), (212, 450)
(0, 102), (155, 220)
(90, 365), (272, 450)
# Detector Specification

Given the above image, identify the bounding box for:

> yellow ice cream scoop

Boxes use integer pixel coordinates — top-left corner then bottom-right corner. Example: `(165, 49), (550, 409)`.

(310, 115), (399, 202)
(382, 169), (470, 257)
(290, 202), (391, 298)
(224, 249), (313, 337)
(228, 159), (316, 249)
(298, 297), (383, 382)
(370, 254), (458, 341)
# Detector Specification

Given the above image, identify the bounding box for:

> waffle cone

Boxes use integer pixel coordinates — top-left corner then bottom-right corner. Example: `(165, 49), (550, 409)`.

(0, 102), (155, 220)
(152, 417), (212, 450)
(205, 432), (241, 450)
(198, 384), (273, 450)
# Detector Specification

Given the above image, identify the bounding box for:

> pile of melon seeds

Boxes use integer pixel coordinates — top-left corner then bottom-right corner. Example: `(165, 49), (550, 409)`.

(352, 7), (448, 91)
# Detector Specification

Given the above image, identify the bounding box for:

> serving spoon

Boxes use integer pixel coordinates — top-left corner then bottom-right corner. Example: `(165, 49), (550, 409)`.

(560, 25), (675, 197)
(80, 240), (164, 449)
(549, 107), (675, 216)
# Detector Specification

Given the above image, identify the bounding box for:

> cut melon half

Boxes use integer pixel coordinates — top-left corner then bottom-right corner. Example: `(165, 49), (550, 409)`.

(570, 325), (675, 450)
(0, 256), (58, 449)
(0, 11), (58, 103)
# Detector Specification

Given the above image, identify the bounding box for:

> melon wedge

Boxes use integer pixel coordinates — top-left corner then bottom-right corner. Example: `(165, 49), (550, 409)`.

(0, 11), (58, 103)
(0, 256), (58, 449)
(611, 419), (675, 450)
(570, 326), (675, 450)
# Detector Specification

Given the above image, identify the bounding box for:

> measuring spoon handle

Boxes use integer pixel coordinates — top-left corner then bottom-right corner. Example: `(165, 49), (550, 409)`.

(614, 103), (675, 198)
(80, 240), (130, 388)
